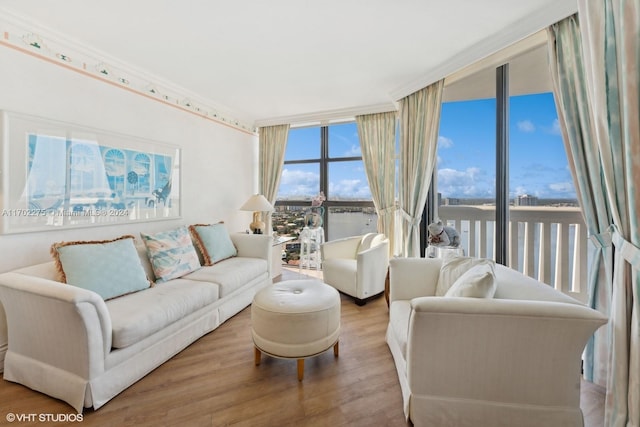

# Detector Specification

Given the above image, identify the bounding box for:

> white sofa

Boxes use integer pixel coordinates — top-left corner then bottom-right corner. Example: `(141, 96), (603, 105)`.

(0, 232), (272, 413)
(320, 233), (389, 305)
(386, 257), (608, 427)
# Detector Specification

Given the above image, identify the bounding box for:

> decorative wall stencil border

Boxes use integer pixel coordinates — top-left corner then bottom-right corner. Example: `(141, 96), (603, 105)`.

(0, 17), (257, 135)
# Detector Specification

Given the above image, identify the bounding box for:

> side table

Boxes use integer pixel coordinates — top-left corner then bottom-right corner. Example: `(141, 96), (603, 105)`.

(299, 226), (324, 271)
(426, 245), (464, 258)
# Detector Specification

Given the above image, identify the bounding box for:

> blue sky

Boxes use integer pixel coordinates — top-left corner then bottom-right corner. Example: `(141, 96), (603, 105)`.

(280, 124), (372, 200)
(279, 92), (576, 201)
(438, 92), (575, 199)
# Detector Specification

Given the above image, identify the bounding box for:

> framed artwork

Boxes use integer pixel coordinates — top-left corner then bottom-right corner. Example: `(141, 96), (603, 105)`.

(0, 111), (181, 234)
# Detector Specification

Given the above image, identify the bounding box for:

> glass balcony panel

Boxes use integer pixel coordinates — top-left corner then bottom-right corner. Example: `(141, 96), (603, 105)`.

(436, 98), (497, 259)
(508, 92), (580, 285)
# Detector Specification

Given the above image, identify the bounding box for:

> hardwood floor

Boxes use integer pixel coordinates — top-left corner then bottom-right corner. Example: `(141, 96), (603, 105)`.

(0, 266), (605, 426)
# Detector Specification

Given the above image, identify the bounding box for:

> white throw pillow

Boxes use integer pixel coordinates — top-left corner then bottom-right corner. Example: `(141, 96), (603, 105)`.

(444, 262), (497, 298)
(436, 255), (495, 296)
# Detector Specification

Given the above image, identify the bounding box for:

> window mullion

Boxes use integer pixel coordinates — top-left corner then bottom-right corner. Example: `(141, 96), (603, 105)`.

(496, 64), (509, 266)
(320, 126), (329, 239)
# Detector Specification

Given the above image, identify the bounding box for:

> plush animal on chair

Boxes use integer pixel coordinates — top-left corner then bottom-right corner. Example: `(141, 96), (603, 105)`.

(427, 220), (461, 247)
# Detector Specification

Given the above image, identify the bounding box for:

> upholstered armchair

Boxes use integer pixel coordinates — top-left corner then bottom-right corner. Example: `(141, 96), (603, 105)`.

(320, 233), (389, 305)
(386, 257), (608, 426)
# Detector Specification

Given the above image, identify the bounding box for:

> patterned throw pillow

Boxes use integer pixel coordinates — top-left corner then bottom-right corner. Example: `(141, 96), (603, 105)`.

(140, 226), (201, 282)
(51, 235), (151, 300)
(436, 255), (496, 296)
(189, 223), (237, 266)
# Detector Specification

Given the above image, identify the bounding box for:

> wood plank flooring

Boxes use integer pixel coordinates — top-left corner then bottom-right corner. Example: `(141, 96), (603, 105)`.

(0, 266), (604, 427)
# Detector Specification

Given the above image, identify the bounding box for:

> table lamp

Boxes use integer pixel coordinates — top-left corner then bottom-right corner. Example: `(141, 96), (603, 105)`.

(240, 194), (274, 234)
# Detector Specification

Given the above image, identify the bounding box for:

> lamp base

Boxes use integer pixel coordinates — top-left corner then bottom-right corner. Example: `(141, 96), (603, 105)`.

(249, 212), (265, 234)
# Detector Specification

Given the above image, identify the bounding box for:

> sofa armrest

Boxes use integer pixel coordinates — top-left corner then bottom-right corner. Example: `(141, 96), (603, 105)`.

(406, 297), (607, 407)
(231, 234), (272, 277)
(231, 233), (272, 261)
(0, 272), (112, 377)
(321, 236), (361, 260)
(389, 257), (442, 302)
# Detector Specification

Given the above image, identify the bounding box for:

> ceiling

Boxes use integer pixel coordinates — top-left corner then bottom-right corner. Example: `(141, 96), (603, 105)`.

(0, 0), (577, 128)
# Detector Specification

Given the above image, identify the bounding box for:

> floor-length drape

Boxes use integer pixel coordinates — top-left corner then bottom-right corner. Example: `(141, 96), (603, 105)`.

(398, 80), (444, 257)
(576, 1), (640, 425)
(547, 13), (614, 389)
(356, 111), (397, 256)
(258, 124), (290, 235)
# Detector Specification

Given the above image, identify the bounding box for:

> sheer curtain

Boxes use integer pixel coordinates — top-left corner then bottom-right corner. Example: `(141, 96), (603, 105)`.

(547, 13), (614, 389)
(398, 80), (444, 257)
(356, 111), (397, 255)
(551, 2), (640, 425)
(258, 124), (289, 235)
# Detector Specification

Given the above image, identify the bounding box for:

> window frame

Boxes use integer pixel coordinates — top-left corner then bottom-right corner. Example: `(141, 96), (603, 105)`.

(275, 122), (374, 239)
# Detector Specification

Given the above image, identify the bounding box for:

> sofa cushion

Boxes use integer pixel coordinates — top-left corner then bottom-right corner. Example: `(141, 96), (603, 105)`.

(436, 255), (495, 296)
(389, 300), (412, 359)
(107, 278), (219, 348)
(141, 226), (201, 282)
(189, 223), (237, 266)
(182, 257), (267, 297)
(50, 235), (151, 300)
(444, 262), (497, 298)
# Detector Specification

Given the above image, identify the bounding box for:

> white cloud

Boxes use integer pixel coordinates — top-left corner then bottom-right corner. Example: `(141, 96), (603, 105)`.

(438, 136), (454, 148)
(548, 181), (575, 194)
(517, 120), (536, 132)
(278, 168), (319, 197)
(280, 168), (318, 186)
(551, 118), (562, 135)
(437, 167), (493, 197)
(514, 186), (529, 196)
(343, 144), (361, 156)
(329, 179), (371, 199)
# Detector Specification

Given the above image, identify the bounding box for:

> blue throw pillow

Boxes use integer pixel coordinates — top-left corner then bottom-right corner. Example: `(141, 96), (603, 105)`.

(51, 235), (151, 300)
(189, 223), (237, 266)
(141, 226), (201, 282)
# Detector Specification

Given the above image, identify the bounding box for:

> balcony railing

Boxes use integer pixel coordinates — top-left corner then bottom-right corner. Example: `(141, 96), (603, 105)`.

(438, 205), (588, 303)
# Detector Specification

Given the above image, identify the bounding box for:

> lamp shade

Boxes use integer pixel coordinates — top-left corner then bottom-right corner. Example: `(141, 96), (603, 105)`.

(240, 194), (274, 212)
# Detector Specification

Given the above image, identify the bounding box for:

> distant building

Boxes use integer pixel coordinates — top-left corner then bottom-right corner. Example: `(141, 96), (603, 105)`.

(514, 194), (538, 206)
(443, 197), (461, 206)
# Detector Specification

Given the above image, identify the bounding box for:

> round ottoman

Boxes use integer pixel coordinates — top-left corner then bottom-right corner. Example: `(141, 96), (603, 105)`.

(251, 280), (341, 381)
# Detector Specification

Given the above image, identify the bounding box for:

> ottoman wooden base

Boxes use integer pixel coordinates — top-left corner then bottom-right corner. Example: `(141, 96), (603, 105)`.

(254, 341), (339, 381)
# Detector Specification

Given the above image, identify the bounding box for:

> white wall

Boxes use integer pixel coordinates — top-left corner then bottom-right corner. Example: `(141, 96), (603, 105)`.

(0, 46), (258, 272)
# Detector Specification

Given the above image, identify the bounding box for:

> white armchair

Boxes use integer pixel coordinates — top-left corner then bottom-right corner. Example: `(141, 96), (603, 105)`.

(320, 233), (389, 305)
(386, 257), (608, 426)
